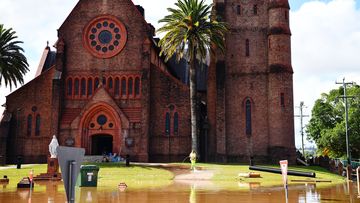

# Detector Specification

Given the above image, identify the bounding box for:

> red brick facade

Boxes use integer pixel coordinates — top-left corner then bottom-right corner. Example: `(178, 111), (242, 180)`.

(0, 0), (295, 164)
(207, 0), (295, 163)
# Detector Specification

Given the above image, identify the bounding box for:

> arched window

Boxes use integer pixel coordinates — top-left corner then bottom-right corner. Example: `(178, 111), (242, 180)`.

(253, 5), (258, 15)
(27, 114), (32, 136)
(236, 5), (241, 15)
(128, 77), (133, 96)
(268, 38), (271, 49)
(246, 39), (250, 57)
(67, 78), (73, 96)
(115, 78), (120, 96)
(121, 78), (127, 96)
(102, 77), (106, 86)
(108, 77), (113, 90)
(245, 99), (252, 135)
(88, 78), (93, 96)
(165, 112), (170, 136)
(81, 78), (86, 96)
(94, 78), (100, 90)
(280, 93), (285, 107)
(35, 114), (40, 136)
(135, 77), (140, 96)
(174, 112), (179, 135)
(74, 78), (79, 96)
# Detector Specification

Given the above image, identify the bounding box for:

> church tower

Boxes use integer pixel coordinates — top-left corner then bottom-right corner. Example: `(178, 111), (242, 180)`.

(207, 0), (295, 163)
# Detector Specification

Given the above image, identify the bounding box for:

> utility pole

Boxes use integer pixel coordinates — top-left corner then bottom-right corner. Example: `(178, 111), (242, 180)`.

(335, 78), (354, 165)
(295, 101), (309, 156)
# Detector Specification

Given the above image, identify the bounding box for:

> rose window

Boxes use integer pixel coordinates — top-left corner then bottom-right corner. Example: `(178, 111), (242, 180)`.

(83, 15), (127, 58)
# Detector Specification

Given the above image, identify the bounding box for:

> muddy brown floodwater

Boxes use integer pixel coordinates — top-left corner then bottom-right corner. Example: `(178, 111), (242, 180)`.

(0, 181), (359, 203)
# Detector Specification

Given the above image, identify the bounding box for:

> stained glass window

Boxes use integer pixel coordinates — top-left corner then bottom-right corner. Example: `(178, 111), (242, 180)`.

(27, 114), (32, 136)
(174, 112), (179, 135)
(74, 79), (79, 96)
(108, 77), (113, 90)
(35, 114), (40, 136)
(135, 77), (140, 96)
(115, 78), (120, 96)
(88, 78), (93, 96)
(121, 78), (127, 96)
(165, 112), (170, 136)
(246, 39), (250, 57)
(128, 77), (133, 96)
(67, 78), (73, 96)
(81, 78), (86, 96)
(246, 99), (252, 135)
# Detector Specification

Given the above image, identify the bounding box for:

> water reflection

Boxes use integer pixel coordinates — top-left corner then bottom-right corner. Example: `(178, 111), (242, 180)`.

(0, 181), (359, 202)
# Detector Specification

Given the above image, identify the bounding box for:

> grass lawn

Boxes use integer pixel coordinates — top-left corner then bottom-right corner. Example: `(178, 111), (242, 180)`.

(194, 163), (345, 190)
(0, 162), (345, 191)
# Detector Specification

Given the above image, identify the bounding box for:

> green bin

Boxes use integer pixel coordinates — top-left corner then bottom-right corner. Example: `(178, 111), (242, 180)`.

(78, 165), (99, 187)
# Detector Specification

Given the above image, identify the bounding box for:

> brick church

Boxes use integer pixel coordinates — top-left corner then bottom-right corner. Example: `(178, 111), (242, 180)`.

(0, 0), (295, 164)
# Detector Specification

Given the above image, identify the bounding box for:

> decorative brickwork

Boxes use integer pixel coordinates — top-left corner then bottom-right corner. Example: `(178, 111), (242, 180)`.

(2, 0), (295, 164)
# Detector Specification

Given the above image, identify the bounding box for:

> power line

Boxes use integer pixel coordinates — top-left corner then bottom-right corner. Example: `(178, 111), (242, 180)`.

(335, 78), (354, 164)
(295, 101), (309, 156)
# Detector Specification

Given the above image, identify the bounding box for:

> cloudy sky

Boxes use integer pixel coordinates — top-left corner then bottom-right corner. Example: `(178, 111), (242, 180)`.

(0, 0), (359, 149)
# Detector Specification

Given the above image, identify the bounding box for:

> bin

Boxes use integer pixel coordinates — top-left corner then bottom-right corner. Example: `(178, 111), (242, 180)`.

(78, 165), (99, 187)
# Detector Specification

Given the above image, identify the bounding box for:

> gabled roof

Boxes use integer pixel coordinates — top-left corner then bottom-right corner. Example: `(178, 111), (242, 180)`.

(35, 45), (56, 77)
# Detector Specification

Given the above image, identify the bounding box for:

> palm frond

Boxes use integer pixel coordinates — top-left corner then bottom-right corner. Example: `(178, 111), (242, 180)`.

(0, 24), (29, 90)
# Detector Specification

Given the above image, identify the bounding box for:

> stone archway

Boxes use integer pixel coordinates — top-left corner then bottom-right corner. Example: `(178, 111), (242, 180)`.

(78, 103), (122, 155)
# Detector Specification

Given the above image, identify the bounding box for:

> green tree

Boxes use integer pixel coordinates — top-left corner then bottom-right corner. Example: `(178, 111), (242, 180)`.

(306, 85), (360, 159)
(157, 0), (227, 154)
(0, 24), (29, 90)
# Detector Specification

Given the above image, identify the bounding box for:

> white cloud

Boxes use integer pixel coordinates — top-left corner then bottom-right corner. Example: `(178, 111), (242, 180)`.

(291, 0), (360, 148)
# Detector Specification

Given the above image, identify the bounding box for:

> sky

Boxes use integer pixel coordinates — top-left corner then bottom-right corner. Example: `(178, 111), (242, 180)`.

(0, 0), (360, 149)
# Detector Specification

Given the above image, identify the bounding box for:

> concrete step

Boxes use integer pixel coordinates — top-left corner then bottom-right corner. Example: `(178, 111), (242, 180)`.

(83, 156), (104, 163)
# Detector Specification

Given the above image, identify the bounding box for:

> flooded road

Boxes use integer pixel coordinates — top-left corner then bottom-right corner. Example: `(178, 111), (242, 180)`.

(1, 181), (359, 203)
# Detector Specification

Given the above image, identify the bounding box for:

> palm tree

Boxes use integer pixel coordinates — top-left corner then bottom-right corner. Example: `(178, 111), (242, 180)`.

(0, 24), (29, 90)
(157, 0), (227, 155)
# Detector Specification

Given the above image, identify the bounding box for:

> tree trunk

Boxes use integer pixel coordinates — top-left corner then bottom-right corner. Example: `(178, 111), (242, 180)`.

(189, 53), (198, 155)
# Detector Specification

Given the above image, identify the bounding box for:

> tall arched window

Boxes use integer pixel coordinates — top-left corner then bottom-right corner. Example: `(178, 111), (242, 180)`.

(236, 5), (241, 15)
(245, 99), (252, 135)
(135, 77), (140, 96)
(128, 77), (133, 96)
(35, 114), (40, 136)
(74, 78), (79, 96)
(67, 78), (73, 96)
(165, 112), (170, 136)
(246, 39), (250, 57)
(27, 114), (32, 136)
(88, 78), (93, 96)
(121, 78), (127, 96)
(94, 78), (100, 90)
(115, 78), (120, 96)
(108, 77), (113, 90)
(102, 77), (106, 86)
(280, 93), (285, 107)
(81, 78), (86, 96)
(253, 5), (258, 15)
(174, 112), (179, 135)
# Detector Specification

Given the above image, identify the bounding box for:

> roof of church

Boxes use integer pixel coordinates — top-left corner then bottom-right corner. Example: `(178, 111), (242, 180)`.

(35, 45), (56, 77)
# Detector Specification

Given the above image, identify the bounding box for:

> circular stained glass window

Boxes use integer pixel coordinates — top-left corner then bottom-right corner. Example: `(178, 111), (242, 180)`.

(97, 115), (107, 125)
(83, 15), (127, 58)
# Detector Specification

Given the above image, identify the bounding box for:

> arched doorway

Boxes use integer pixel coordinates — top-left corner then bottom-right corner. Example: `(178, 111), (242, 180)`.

(78, 102), (122, 155)
(91, 134), (113, 155)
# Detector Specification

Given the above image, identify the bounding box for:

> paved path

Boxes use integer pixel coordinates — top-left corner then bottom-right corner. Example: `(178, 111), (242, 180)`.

(174, 169), (214, 180)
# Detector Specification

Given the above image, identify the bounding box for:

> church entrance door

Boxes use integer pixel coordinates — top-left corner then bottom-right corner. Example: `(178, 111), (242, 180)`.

(91, 134), (113, 155)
